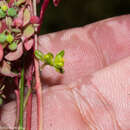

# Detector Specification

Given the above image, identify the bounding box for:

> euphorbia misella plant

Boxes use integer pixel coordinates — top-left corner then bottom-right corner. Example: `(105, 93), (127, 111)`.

(0, 0), (64, 130)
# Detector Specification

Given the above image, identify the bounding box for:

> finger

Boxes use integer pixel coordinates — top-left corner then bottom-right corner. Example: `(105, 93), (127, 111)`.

(1, 56), (130, 129)
(38, 15), (130, 85)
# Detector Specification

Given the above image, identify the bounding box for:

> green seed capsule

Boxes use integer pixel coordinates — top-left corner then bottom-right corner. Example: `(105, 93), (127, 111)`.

(53, 50), (65, 73)
(8, 42), (17, 51)
(54, 59), (64, 69)
(0, 33), (6, 43)
(34, 50), (44, 62)
(43, 53), (54, 66)
(54, 51), (64, 68)
(0, 9), (6, 18)
(1, 5), (8, 12)
(6, 34), (14, 43)
(7, 8), (17, 17)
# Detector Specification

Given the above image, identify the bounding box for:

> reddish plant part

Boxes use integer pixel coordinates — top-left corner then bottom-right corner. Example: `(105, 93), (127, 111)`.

(24, 38), (34, 51)
(8, 0), (15, 7)
(30, 16), (40, 24)
(0, 61), (18, 77)
(26, 90), (32, 130)
(13, 7), (24, 28)
(0, 44), (3, 62)
(0, 21), (7, 33)
(38, 0), (50, 32)
(5, 42), (23, 61)
(53, 0), (61, 7)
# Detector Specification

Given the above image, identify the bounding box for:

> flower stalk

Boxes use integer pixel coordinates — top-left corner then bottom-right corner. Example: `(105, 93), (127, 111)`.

(33, 0), (43, 129)
(19, 68), (24, 130)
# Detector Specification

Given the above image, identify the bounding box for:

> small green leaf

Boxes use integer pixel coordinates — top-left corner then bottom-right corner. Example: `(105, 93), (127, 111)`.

(56, 50), (64, 57)
(22, 24), (34, 40)
(7, 8), (17, 17)
(16, 0), (26, 6)
(6, 34), (14, 43)
(0, 1), (8, 7)
(8, 42), (17, 51)
(43, 53), (54, 66)
(0, 33), (6, 43)
(23, 8), (31, 26)
(6, 17), (13, 28)
(54, 50), (64, 68)
(53, 50), (65, 73)
(34, 50), (44, 62)
(0, 9), (6, 18)
(1, 5), (8, 12)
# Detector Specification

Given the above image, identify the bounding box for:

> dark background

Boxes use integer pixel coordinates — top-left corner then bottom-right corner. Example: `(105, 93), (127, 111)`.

(37, 0), (130, 35)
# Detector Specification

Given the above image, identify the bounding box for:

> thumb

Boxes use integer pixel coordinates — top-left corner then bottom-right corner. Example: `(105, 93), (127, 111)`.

(1, 56), (130, 129)
(38, 15), (130, 86)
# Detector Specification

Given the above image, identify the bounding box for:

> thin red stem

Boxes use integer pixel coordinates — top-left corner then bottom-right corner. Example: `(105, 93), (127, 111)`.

(25, 94), (32, 130)
(33, 0), (43, 129)
(38, 0), (50, 32)
(25, 81), (32, 130)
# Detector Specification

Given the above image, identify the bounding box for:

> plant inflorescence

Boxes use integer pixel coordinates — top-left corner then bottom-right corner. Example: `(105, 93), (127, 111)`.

(0, 0), (64, 130)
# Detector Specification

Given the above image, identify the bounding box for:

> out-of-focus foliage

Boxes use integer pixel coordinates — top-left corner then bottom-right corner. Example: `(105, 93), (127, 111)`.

(38, 0), (130, 34)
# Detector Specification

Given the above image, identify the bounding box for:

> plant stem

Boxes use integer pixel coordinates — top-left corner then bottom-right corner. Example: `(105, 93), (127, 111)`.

(38, 0), (50, 32)
(14, 90), (20, 129)
(19, 68), (24, 130)
(25, 79), (32, 130)
(33, 0), (43, 130)
(23, 87), (31, 109)
(25, 92), (32, 130)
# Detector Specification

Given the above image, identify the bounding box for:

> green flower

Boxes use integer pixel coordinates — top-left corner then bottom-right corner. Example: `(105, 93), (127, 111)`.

(54, 50), (65, 73)
(8, 42), (17, 51)
(0, 9), (6, 18)
(1, 5), (8, 12)
(6, 34), (14, 43)
(43, 53), (54, 66)
(0, 33), (6, 43)
(34, 50), (44, 62)
(7, 8), (17, 17)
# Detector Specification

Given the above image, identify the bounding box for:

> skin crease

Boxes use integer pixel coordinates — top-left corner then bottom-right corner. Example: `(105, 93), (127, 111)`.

(1, 15), (130, 129)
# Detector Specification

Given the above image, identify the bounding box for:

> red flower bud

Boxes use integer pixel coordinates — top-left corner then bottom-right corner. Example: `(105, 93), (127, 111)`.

(30, 16), (40, 24)
(53, 0), (61, 7)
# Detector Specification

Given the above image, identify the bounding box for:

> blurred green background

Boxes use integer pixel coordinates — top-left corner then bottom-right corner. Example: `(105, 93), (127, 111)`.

(38, 0), (130, 35)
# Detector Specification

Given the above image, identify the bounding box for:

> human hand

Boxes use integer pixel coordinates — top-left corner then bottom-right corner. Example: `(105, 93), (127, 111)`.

(1, 15), (130, 130)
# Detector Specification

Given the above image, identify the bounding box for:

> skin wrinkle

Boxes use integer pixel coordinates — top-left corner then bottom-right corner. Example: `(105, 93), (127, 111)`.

(91, 82), (121, 130)
(85, 24), (108, 67)
(68, 76), (121, 129)
(39, 15), (130, 86)
(72, 88), (99, 129)
(39, 25), (111, 85)
(42, 88), (89, 130)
